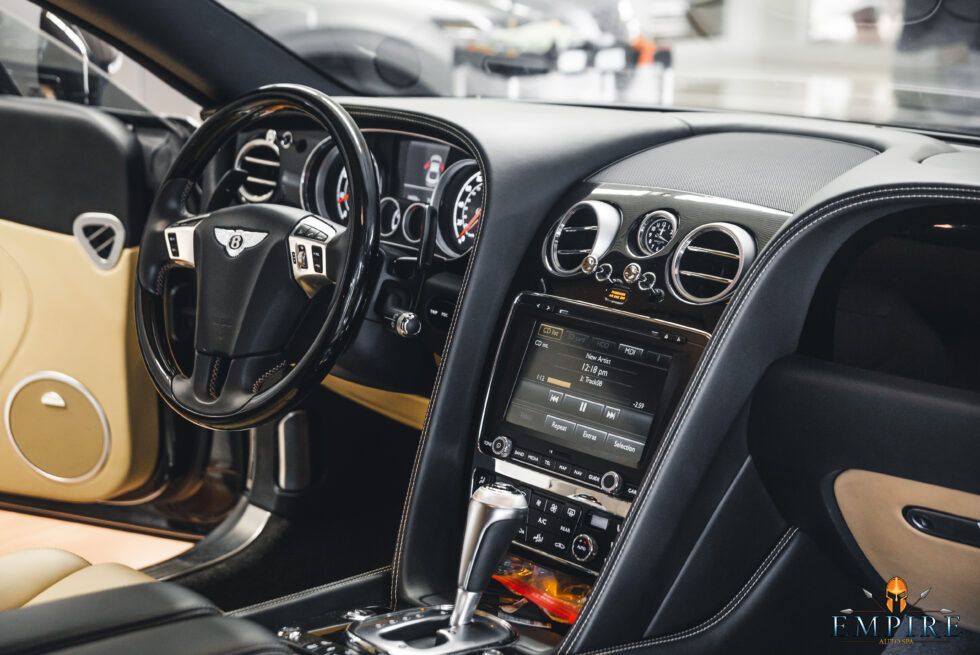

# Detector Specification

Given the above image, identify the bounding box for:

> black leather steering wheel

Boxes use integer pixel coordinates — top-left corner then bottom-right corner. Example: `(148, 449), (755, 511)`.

(136, 84), (379, 429)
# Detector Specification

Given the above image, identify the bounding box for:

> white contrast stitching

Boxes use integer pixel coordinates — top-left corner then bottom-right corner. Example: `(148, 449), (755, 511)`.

(561, 185), (980, 653)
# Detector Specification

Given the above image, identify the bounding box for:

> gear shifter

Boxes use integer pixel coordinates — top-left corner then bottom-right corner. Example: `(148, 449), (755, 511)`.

(449, 483), (528, 628)
(346, 483), (527, 655)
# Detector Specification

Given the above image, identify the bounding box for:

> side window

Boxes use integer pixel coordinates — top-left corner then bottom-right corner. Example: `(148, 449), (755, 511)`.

(0, 0), (199, 117)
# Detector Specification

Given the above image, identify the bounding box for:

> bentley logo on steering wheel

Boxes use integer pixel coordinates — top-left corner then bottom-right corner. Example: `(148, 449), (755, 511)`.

(214, 227), (267, 257)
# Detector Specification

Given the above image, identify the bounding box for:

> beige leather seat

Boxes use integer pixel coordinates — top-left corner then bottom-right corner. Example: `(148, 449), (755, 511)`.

(0, 548), (153, 611)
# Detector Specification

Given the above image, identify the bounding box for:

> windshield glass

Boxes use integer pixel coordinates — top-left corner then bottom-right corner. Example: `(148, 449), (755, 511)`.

(218, 0), (980, 136)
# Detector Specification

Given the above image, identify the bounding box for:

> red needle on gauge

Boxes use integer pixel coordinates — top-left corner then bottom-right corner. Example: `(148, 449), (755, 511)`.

(458, 207), (482, 238)
(337, 193), (350, 204)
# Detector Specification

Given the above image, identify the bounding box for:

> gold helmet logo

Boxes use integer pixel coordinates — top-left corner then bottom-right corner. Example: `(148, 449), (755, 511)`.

(885, 577), (909, 613)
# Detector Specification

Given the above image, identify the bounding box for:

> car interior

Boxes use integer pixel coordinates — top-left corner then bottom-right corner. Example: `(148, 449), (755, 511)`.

(0, 1), (978, 653)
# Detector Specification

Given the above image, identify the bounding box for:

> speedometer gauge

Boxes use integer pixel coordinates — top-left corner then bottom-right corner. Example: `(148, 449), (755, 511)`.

(434, 160), (484, 258)
(452, 172), (483, 250)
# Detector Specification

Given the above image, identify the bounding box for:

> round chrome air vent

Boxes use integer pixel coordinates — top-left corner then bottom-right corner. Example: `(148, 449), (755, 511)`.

(544, 200), (621, 277)
(235, 138), (281, 203)
(669, 223), (755, 305)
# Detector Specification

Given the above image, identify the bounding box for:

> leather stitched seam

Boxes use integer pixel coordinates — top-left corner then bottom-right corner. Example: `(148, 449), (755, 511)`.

(344, 107), (490, 608)
(153, 261), (176, 295)
(208, 356), (222, 399)
(561, 185), (980, 653)
(228, 565), (393, 616)
(578, 528), (798, 655)
(251, 360), (287, 393)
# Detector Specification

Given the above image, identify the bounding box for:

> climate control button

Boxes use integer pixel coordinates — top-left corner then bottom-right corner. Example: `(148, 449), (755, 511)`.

(571, 534), (598, 563)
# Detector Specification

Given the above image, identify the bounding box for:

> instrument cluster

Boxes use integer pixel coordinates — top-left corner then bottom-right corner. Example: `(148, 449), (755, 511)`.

(229, 127), (484, 260)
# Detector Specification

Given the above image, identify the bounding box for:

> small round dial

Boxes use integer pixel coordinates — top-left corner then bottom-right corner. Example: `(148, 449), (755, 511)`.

(635, 210), (677, 257)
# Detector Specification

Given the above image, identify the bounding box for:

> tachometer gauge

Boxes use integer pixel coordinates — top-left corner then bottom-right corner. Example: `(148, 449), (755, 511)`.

(633, 210), (677, 257)
(302, 137), (381, 224)
(434, 160), (484, 258)
(335, 166), (350, 222)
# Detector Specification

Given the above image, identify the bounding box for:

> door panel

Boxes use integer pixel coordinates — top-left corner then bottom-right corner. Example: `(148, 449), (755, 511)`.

(0, 92), (159, 503)
(0, 219), (157, 501)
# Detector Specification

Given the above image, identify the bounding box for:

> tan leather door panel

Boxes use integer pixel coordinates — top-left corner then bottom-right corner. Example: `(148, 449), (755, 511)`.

(0, 219), (157, 502)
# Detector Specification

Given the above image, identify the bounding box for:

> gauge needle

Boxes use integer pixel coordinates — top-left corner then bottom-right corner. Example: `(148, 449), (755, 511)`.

(458, 208), (482, 238)
(337, 193), (350, 204)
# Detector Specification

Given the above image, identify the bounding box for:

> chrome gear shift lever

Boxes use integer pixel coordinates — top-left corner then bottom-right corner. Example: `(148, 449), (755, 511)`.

(448, 482), (528, 629)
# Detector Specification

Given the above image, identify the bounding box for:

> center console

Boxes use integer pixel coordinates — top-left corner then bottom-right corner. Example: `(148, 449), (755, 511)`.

(472, 292), (708, 575)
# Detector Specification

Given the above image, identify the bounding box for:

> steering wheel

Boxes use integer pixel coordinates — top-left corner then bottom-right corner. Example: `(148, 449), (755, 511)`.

(136, 84), (379, 429)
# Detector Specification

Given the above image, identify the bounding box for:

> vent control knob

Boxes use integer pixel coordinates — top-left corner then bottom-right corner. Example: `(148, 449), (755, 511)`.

(623, 263), (642, 285)
(637, 272), (657, 291)
(595, 263), (613, 283)
(581, 255), (599, 274)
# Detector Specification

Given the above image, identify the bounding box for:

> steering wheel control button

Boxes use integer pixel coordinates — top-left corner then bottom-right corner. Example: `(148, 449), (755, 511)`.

(599, 470), (623, 495)
(490, 436), (513, 458)
(637, 271), (657, 291)
(581, 255), (599, 274)
(288, 216), (341, 297)
(622, 262), (642, 284)
(571, 534), (598, 563)
(163, 221), (198, 268)
(594, 262), (613, 282)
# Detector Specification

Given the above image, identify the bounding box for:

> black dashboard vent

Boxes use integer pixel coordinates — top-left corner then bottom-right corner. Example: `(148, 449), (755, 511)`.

(545, 200), (621, 276)
(235, 138), (280, 203)
(670, 223), (756, 304)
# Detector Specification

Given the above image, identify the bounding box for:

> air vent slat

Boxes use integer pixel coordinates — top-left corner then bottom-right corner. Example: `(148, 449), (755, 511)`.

(685, 245), (740, 260)
(243, 155), (280, 167)
(236, 139), (281, 203)
(670, 223), (755, 304)
(679, 270), (733, 284)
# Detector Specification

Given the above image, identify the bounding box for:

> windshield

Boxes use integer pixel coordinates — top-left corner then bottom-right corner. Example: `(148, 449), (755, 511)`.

(218, 0), (980, 136)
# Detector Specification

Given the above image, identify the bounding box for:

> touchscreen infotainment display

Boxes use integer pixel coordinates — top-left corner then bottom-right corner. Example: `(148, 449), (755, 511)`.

(504, 322), (671, 468)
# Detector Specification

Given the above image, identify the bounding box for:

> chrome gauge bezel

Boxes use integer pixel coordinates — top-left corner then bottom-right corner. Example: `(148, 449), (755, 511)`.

(628, 209), (678, 259)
